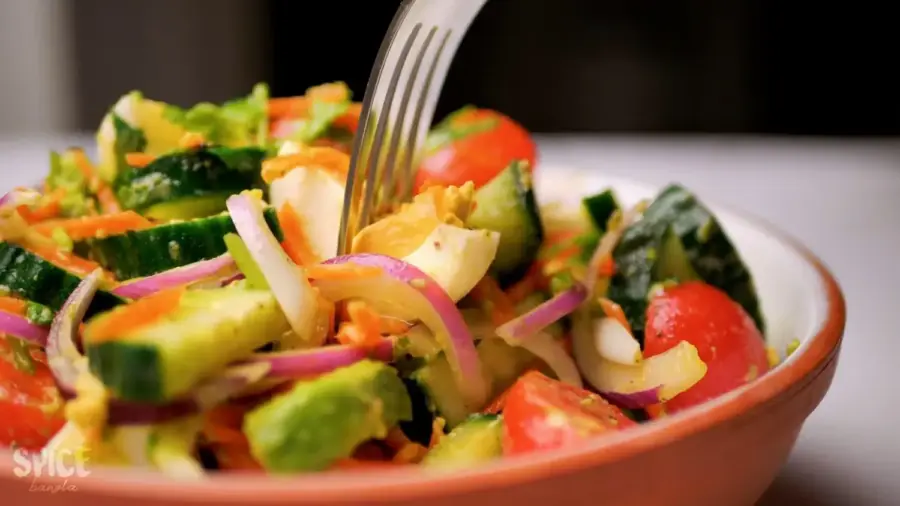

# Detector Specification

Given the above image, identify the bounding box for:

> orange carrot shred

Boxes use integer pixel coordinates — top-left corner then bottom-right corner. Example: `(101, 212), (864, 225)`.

(85, 287), (185, 343)
(70, 149), (95, 179)
(0, 296), (27, 316)
(26, 243), (106, 278)
(33, 211), (152, 241)
(335, 301), (383, 349)
(267, 96), (310, 119)
(94, 184), (121, 214)
(125, 152), (155, 169)
(277, 203), (319, 266)
(598, 297), (631, 334)
(179, 132), (207, 149)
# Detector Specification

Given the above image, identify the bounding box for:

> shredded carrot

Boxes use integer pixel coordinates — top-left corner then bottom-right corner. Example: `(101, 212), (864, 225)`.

(333, 102), (362, 133)
(306, 263), (383, 280)
(261, 147), (350, 184)
(17, 189), (64, 224)
(596, 253), (616, 278)
(383, 427), (428, 464)
(470, 276), (517, 326)
(379, 316), (411, 335)
(392, 442), (428, 464)
(26, 243), (106, 278)
(94, 185), (121, 214)
(85, 287), (185, 343)
(277, 203), (319, 266)
(598, 297), (631, 334)
(429, 417), (447, 448)
(70, 149), (95, 179)
(33, 211), (152, 241)
(179, 132), (207, 149)
(645, 404), (667, 419)
(125, 152), (155, 169)
(335, 301), (383, 348)
(267, 96), (311, 119)
(0, 296), (27, 316)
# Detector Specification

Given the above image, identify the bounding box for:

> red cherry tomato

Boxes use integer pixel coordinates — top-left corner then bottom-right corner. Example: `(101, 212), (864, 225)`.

(644, 281), (769, 416)
(415, 108), (537, 192)
(0, 338), (66, 450)
(502, 371), (636, 456)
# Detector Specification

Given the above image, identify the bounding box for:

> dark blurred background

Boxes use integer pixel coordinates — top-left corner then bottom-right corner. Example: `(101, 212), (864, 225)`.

(2, 0), (897, 136)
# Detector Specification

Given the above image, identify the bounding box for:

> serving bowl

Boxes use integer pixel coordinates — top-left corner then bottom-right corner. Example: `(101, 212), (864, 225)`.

(0, 167), (845, 506)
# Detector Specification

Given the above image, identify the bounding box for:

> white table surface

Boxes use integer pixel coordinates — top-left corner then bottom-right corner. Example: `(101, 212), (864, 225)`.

(1, 134), (897, 505)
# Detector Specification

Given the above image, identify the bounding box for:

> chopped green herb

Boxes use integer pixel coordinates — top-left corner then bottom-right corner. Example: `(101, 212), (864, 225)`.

(786, 338), (801, 357)
(425, 105), (499, 153)
(25, 301), (54, 326)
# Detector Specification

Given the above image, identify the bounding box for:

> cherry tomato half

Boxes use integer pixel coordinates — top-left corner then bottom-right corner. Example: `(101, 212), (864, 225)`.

(644, 281), (769, 416)
(416, 107), (537, 192)
(502, 371), (636, 456)
(0, 338), (66, 450)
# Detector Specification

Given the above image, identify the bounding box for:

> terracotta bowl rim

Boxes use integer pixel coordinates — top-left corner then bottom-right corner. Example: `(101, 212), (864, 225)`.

(0, 170), (847, 502)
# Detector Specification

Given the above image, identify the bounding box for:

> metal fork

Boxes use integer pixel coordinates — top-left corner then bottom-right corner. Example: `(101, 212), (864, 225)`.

(336, 0), (489, 255)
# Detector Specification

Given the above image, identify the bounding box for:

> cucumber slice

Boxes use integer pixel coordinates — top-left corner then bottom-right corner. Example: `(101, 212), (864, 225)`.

(0, 242), (123, 317)
(84, 287), (290, 402)
(581, 189), (620, 232)
(608, 184), (765, 341)
(653, 227), (700, 283)
(243, 360), (412, 472)
(410, 355), (470, 428)
(114, 146), (266, 218)
(466, 161), (543, 285)
(82, 207), (282, 280)
(411, 338), (537, 429)
(422, 414), (503, 468)
(141, 194), (235, 222)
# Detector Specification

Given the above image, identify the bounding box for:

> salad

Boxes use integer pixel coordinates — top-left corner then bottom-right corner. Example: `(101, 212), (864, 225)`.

(0, 81), (785, 476)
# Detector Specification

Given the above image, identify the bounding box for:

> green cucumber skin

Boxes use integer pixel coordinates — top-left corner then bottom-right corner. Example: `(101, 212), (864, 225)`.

(85, 288), (289, 403)
(582, 189), (620, 232)
(607, 184), (765, 343)
(467, 160), (544, 286)
(114, 146), (266, 213)
(83, 207), (282, 280)
(0, 242), (123, 317)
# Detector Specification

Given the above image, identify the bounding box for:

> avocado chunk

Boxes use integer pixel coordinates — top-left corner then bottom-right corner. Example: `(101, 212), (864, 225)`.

(422, 414), (503, 469)
(243, 360), (413, 473)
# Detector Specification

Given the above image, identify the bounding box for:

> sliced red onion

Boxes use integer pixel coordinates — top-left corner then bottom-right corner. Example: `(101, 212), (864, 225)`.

(0, 311), (49, 346)
(243, 339), (394, 379)
(593, 317), (642, 366)
(0, 188), (41, 209)
(316, 254), (487, 408)
(495, 331), (583, 388)
(496, 283), (587, 341)
(112, 254), (238, 299)
(227, 194), (318, 342)
(47, 269), (104, 393)
(599, 388), (663, 410)
(572, 309), (707, 407)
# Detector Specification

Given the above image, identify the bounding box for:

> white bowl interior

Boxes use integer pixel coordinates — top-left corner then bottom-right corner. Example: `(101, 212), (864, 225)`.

(536, 167), (830, 362)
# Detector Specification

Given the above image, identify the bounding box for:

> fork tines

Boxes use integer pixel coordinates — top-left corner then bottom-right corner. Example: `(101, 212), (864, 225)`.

(337, 0), (488, 255)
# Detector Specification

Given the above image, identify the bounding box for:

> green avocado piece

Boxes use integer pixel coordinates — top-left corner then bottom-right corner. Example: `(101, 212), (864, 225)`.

(243, 360), (413, 473)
